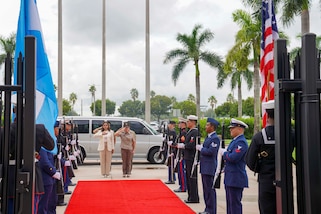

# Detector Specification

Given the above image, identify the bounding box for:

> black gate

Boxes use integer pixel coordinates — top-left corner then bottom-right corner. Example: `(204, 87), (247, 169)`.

(274, 33), (321, 214)
(0, 37), (36, 214)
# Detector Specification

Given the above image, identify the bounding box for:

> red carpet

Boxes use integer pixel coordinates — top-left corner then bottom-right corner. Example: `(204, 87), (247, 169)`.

(65, 179), (195, 214)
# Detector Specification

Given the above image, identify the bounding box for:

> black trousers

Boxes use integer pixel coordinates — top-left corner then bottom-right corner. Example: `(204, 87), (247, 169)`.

(185, 159), (199, 202)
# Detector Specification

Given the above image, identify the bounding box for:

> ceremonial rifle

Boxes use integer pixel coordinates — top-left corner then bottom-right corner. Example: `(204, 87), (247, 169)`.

(213, 122), (225, 188)
(157, 123), (166, 160)
(173, 129), (181, 169)
(74, 123), (84, 164)
(55, 128), (65, 195)
(62, 118), (75, 178)
(69, 119), (78, 169)
(190, 124), (201, 178)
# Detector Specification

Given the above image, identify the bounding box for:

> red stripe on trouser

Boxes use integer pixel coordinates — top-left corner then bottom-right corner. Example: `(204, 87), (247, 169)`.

(179, 161), (185, 191)
(64, 166), (67, 182)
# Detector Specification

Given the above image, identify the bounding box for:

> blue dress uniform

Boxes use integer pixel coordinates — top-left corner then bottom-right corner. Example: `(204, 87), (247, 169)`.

(199, 118), (220, 214)
(222, 119), (249, 214)
(38, 148), (57, 214)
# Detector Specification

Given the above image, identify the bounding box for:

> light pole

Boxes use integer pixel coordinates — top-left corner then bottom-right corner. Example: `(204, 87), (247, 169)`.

(101, 0), (106, 116)
(145, 0), (151, 123)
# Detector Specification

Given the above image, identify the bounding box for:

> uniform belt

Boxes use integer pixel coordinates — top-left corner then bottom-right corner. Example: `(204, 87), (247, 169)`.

(260, 151), (269, 158)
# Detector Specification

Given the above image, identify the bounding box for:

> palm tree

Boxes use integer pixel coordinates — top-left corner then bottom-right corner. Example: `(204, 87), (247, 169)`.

(130, 88), (139, 101)
(89, 84), (96, 115)
(226, 93), (236, 103)
(231, 9), (262, 133)
(187, 94), (196, 103)
(243, 0), (313, 40)
(208, 95), (217, 117)
(220, 44), (253, 117)
(69, 92), (77, 110)
(150, 90), (156, 98)
(163, 24), (223, 119)
(0, 32), (16, 78)
(279, 0), (312, 34)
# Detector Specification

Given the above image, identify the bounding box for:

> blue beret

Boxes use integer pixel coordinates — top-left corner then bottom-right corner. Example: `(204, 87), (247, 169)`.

(207, 118), (219, 127)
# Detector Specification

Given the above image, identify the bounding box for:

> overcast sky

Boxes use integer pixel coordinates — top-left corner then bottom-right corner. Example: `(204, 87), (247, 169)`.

(1, 0), (321, 116)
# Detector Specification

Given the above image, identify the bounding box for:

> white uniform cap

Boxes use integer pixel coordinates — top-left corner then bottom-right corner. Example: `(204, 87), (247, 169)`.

(178, 117), (187, 123)
(262, 100), (275, 110)
(187, 115), (198, 121)
(228, 118), (248, 129)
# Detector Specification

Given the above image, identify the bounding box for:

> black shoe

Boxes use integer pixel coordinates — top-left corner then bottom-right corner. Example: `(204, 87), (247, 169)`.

(65, 191), (72, 195)
(165, 181), (175, 184)
(174, 189), (186, 192)
(69, 183), (76, 186)
(184, 199), (199, 203)
(57, 202), (67, 206)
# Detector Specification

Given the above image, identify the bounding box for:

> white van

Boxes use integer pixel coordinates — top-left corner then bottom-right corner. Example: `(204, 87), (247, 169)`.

(57, 116), (165, 164)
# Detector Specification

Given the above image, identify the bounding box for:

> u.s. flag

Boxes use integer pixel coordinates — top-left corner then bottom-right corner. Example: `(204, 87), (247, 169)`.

(14, 0), (58, 154)
(260, 0), (279, 127)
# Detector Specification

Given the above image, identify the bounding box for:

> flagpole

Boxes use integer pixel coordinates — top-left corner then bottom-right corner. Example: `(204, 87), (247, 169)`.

(58, 0), (63, 116)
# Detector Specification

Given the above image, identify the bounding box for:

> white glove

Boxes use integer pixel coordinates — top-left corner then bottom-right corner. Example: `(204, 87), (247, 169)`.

(65, 145), (70, 151)
(73, 151), (78, 157)
(167, 141), (173, 146)
(69, 155), (76, 161)
(71, 140), (76, 145)
(77, 150), (81, 155)
(57, 152), (62, 160)
(220, 148), (227, 156)
(177, 143), (185, 149)
(196, 144), (203, 151)
(64, 160), (71, 167)
(52, 172), (61, 180)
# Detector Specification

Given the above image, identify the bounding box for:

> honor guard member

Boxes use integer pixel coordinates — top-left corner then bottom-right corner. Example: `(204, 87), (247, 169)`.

(196, 118), (220, 214)
(221, 118), (249, 214)
(245, 100), (276, 214)
(38, 148), (61, 214)
(177, 115), (199, 203)
(60, 120), (74, 194)
(174, 118), (187, 193)
(164, 120), (177, 184)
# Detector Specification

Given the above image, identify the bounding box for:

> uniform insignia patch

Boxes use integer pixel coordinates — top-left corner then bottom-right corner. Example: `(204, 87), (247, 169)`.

(211, 142), (217, 147)
(190, 137), (194, 143)
(236, 145), (242, 153)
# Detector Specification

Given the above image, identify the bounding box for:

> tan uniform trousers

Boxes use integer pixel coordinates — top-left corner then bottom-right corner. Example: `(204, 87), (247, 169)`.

(99, 143), (112, 176)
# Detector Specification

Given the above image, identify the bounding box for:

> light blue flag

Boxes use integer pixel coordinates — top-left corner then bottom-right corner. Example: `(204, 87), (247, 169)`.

(14, 0), (58, 154)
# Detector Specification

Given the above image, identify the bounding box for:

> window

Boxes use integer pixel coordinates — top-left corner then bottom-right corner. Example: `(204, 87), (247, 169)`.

(129, 121), (149, 135)
(109, 121), (122, 132)
(73, 120), (89, 134)
(92, 120), (104, 133)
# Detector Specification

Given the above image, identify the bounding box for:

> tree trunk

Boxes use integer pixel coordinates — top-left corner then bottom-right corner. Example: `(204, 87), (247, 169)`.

(237, 82), (242, 117)
(195, 63), (201, 119)
(301, 9), (310, 35)
(253, 60), (261, 134)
